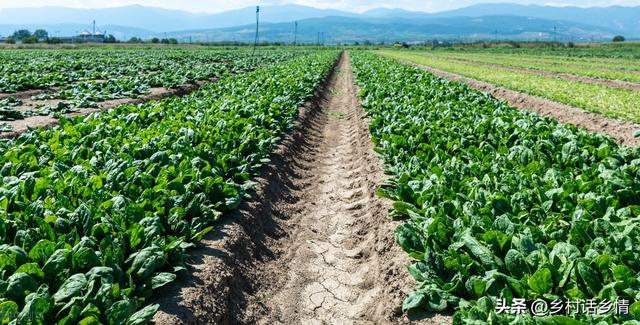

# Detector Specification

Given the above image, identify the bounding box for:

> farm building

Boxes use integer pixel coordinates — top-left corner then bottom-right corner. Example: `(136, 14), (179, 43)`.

(75, 30), (106, 42)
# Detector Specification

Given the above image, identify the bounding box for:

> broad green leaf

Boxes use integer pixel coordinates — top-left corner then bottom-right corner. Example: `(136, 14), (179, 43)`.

(15, 263), (45, 281)
(395, 224), (424, 259)
(16, 292), (53, 324)
(6, 273), (38, 301)
(402, 291), (426, 311)
(107, 299), (137, 325)
(576, 262), (602, 296)
(151, 272), (176, 290)
(528, 268), (552, 294)
(629, 301), (640, 319)
(0, 301), (18, 325)
(127, 304), (159, 325)
(53, 273), (87, 303)
(129, 246), (165, 279)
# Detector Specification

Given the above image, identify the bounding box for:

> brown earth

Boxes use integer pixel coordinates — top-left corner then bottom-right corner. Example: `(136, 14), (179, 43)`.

(152, 52), (452, 324)
(0, 88), (53, 100)
(403, 61), (640, 147)
(447, 57), (640, 92)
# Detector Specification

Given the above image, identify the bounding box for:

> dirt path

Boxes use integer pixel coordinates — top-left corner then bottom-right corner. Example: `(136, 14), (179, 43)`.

(152, 52), (451, 324)
(402, 61), (640, 147)
(241, 52), (411, 325)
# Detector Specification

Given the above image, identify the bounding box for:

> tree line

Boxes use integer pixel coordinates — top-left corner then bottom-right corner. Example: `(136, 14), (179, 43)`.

(2, 29), (117, 44)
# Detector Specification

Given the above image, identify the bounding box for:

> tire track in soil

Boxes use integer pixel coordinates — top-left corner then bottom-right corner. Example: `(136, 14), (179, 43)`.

(240, 53), (450, 324)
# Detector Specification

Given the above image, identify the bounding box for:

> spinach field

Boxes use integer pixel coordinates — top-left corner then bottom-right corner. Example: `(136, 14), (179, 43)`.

(1, 44), (639, 324)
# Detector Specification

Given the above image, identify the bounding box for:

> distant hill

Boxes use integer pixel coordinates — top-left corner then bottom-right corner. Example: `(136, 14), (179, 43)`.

(169, 15), (620, 44)
(0, 3), (637, 42)
(0, 4), (357, 34)
(0, 5), (199, 33)
(429, 3), (640, 36)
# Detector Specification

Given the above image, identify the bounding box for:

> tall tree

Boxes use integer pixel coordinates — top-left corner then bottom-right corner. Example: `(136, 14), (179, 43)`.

(12, 29), (31, 40)
(33, 29), (49, 39)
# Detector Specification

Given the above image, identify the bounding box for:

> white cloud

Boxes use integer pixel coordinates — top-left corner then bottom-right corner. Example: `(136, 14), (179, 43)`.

(0, 0), (639, 13)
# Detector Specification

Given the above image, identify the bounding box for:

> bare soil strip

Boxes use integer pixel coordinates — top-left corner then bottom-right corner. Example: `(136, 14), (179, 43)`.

(404, 61), (640, 147)
(447, 57), (640, 92)
(0, 88), (52, 100)
(0, 79), (211, 139)
(151, 53), (451, 324)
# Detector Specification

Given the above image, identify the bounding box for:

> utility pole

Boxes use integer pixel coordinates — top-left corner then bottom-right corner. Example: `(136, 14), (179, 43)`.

(494, 29), (498, 42)
(93, 20), (96, 35)
(253, 6), (260, 55)
(553, 25), (557, 42)
(321, 32), (324, 46)
(294, 21), (298, 45)
(317, 32), (320, 46)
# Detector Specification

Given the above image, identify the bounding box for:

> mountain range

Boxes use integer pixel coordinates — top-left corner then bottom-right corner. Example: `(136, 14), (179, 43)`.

(0, 3), (637, 43)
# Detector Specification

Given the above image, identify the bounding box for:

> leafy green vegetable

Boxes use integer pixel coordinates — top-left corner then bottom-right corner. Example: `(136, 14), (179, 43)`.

(528, 268), (552, 294)
(0, 50), (339, 324)
(351, 51), (640, 323)
(0, 301), (18, 324)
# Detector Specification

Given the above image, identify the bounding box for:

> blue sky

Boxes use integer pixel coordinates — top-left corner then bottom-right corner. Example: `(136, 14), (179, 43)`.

(0, 0), (639, 13)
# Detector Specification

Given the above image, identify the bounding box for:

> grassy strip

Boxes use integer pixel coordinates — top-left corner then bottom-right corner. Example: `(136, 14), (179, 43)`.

(0, 51), (339, 324)
(379, 50), (640, 124)
(351, 51), (640, 324)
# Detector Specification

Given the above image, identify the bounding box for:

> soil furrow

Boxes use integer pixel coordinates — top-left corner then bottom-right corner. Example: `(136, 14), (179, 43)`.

(241, 51), (397, 324)
(239, 53), (449, 324)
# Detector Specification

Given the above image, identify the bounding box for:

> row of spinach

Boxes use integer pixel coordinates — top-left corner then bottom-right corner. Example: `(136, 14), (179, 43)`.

(0, 50), (300, 126)
(0, 48), (299, 93)
(350, 52), (640, 324)
(0, 50), (339, 324)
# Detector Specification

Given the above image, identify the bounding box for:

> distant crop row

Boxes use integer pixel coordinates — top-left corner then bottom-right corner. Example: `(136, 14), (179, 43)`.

(441, 43), (640, 60)
(0, 51), (338, 324)
(380, 51), (640, 123)
(351, 52), (640, 323)
(425, 52), (640, 83)
(0, 49), (299, 93)
(0, 49), (300, 134)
